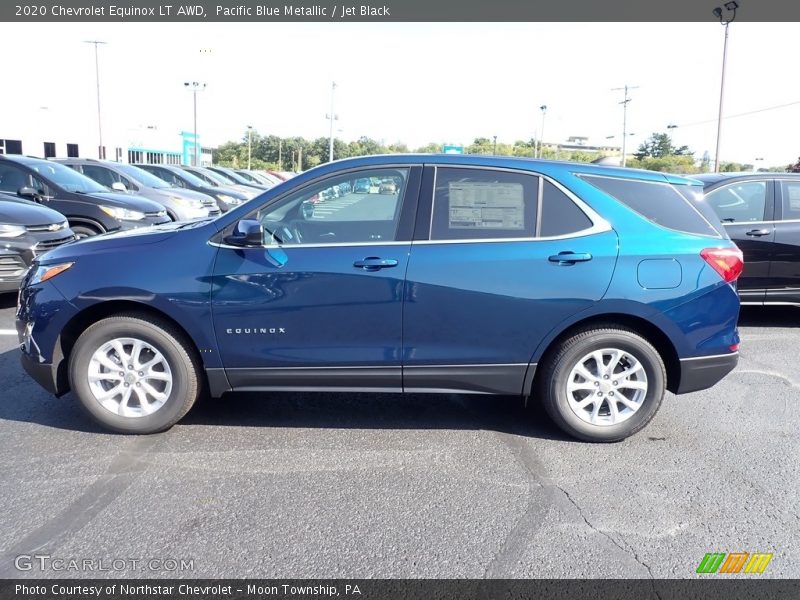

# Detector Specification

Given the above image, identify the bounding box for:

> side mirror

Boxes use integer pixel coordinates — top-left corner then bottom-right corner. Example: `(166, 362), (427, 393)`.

(224, 219), (263, 247)
(18, 186), (40, 200)
(111, 182), (128, 192)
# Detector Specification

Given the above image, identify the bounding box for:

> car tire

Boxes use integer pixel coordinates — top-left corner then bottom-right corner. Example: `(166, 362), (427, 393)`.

(537, 326), (666, 443)
(71, 224), (102, 239)
(68, 313), (201, 434)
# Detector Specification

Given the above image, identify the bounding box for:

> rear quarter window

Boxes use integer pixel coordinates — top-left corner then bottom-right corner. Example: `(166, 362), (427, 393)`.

(580, 175), (721, 238)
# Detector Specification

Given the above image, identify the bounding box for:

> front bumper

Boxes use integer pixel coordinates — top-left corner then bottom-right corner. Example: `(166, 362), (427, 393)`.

(0, 253), (27, 292)
(20, 351), (62, 395)
(676, 352), (739, 394)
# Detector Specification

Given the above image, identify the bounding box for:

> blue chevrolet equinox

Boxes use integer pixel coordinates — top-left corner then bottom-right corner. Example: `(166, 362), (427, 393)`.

(16, 155), (743, 442)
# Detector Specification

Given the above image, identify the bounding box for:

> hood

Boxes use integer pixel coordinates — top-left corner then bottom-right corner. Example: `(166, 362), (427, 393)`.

(35, 219), (213, 262)
(85, 191), (166, 213)
(0, 195), (67, 226)
(162, 187), (218, 203)
(217, 185), (259, 199)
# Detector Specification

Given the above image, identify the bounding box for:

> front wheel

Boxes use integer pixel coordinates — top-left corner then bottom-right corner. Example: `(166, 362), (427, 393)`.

(71, 224), (102, 239)
(68, 314), (200, 433)
(537, 327), (666, 442)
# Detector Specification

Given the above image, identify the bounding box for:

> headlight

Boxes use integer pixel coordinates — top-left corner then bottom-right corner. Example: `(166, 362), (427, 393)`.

(29, 262), (74, 285)
(0, 223), (26, 238)
(171, 196), (203, 208)
(217, 194), (243, 206)
(99, 206), (146, 221)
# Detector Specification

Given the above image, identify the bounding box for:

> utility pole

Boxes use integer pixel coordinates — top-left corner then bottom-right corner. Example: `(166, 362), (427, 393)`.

(612, 85), (638, 167)
(538, 105), (548, 159)
(492, 135), (497, 154)
(247, 125), (253, 170)
(184, 81), (207, 166)
(713, 1), (739, 172)
(84, 40), (107, 158)
(278, 139), (282, 171)
(326, 81), (338, 162)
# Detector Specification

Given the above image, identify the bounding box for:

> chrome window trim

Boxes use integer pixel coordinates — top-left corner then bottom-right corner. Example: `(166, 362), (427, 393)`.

(723, 219), (800, 225)
(209, 240), (411, 250)
(426, 164), (610, 243)
(535, 176), (544, 237)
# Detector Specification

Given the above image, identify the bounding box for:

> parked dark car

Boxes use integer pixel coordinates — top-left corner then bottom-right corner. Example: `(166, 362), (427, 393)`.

(0, 192), (76, 293)
(180, 166), (259, 199)
(135, 164), (249, 213)
(17, 155), (742, 442)
(694, 172), (800, 306)
(206, 165), (271, 191)
(0, 155), (170, 238)
(53, 158), (220, 221)
(235, 170), (280, 187)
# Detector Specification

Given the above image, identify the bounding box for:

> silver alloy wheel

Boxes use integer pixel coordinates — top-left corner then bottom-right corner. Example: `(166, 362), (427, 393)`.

(87, 337), (173, 418)
(566, 348), (648, 426)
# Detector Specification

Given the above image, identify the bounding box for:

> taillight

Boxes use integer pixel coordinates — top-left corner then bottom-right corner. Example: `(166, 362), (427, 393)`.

(701, 247), (744, 283)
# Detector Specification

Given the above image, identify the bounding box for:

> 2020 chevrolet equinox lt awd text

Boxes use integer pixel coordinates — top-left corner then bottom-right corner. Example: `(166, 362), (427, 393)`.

(16, 155), (742, 442)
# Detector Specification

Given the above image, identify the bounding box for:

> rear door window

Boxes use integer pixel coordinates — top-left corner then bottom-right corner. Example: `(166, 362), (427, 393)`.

(581, 175), (721, 237)
(430, 168), (538, 240)
(704, 181), (768, 223)
(539, 180), (593, 237)
(779, 181), (800, 220)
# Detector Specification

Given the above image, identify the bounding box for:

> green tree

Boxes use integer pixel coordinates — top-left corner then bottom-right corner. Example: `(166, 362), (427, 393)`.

(634, 132), (691, 160)
(414, 142), (442, 153)
(627, 155), (698, 173)
(788, 157), (800, 173)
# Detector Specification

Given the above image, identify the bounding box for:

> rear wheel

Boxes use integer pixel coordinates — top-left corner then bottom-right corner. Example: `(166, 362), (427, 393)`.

(538, 327), (666, 442)
(68, 314), (200, 434)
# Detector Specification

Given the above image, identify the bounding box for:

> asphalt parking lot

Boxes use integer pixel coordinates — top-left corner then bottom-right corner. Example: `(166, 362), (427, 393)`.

(0, 292), (797, 579)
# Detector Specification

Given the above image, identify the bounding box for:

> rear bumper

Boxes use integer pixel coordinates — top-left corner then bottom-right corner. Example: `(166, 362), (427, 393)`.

(676, 352), (738, 394)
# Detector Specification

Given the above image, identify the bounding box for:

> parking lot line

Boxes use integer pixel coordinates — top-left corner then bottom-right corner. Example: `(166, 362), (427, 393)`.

(0, 329), (16, 335)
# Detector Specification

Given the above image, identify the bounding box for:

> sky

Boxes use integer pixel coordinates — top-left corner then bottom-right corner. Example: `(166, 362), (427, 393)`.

(2, 21), (799, 167)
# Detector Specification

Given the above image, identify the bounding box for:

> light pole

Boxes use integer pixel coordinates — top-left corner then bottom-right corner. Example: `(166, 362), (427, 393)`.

(612, 85), (638, 167)
(326, 81), (338, 163)
(537, 105), (547, 159)
(493, 135), (497, 154)
(247, 125), (253, 170)
(713, 1), (739, 172)
(278, 138), (282, 171)
(605, 133), (635, 164)
(184, 81), (207, 166)
(84, 40), (107, 158)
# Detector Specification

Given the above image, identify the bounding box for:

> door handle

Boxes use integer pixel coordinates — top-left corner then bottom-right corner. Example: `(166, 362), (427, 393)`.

(745, 229), (770, 237)
(353, 257), (399, 271)
(548, 251), (593, 265)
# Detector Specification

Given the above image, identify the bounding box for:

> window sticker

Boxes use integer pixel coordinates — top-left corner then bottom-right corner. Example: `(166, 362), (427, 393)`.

(447, 181), (525, 230)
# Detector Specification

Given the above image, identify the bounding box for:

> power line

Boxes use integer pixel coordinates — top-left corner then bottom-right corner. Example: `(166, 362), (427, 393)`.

(672, 99), (800, 129)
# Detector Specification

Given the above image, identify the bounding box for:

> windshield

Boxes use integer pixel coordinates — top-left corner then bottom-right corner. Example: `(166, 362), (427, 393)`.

(214, 168), (249, 185)
(191, 168), (229, 186)
(173, 168), (208, 187)
(114, 163), (171, 189)
(29, 161), (108, 194)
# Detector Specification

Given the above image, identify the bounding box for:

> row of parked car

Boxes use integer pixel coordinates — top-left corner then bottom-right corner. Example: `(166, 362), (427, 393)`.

(0, 153), (291, 292)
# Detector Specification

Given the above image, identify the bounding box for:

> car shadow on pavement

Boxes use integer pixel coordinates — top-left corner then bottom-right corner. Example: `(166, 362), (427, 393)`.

(183, 390), (574, 441)
(0, 347), (572, 440)
(0, 348), (108, 434)
(739, 305), (800, 327)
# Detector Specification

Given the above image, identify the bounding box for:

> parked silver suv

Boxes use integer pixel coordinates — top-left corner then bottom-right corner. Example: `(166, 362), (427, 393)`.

(53, 159), (220, 221)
